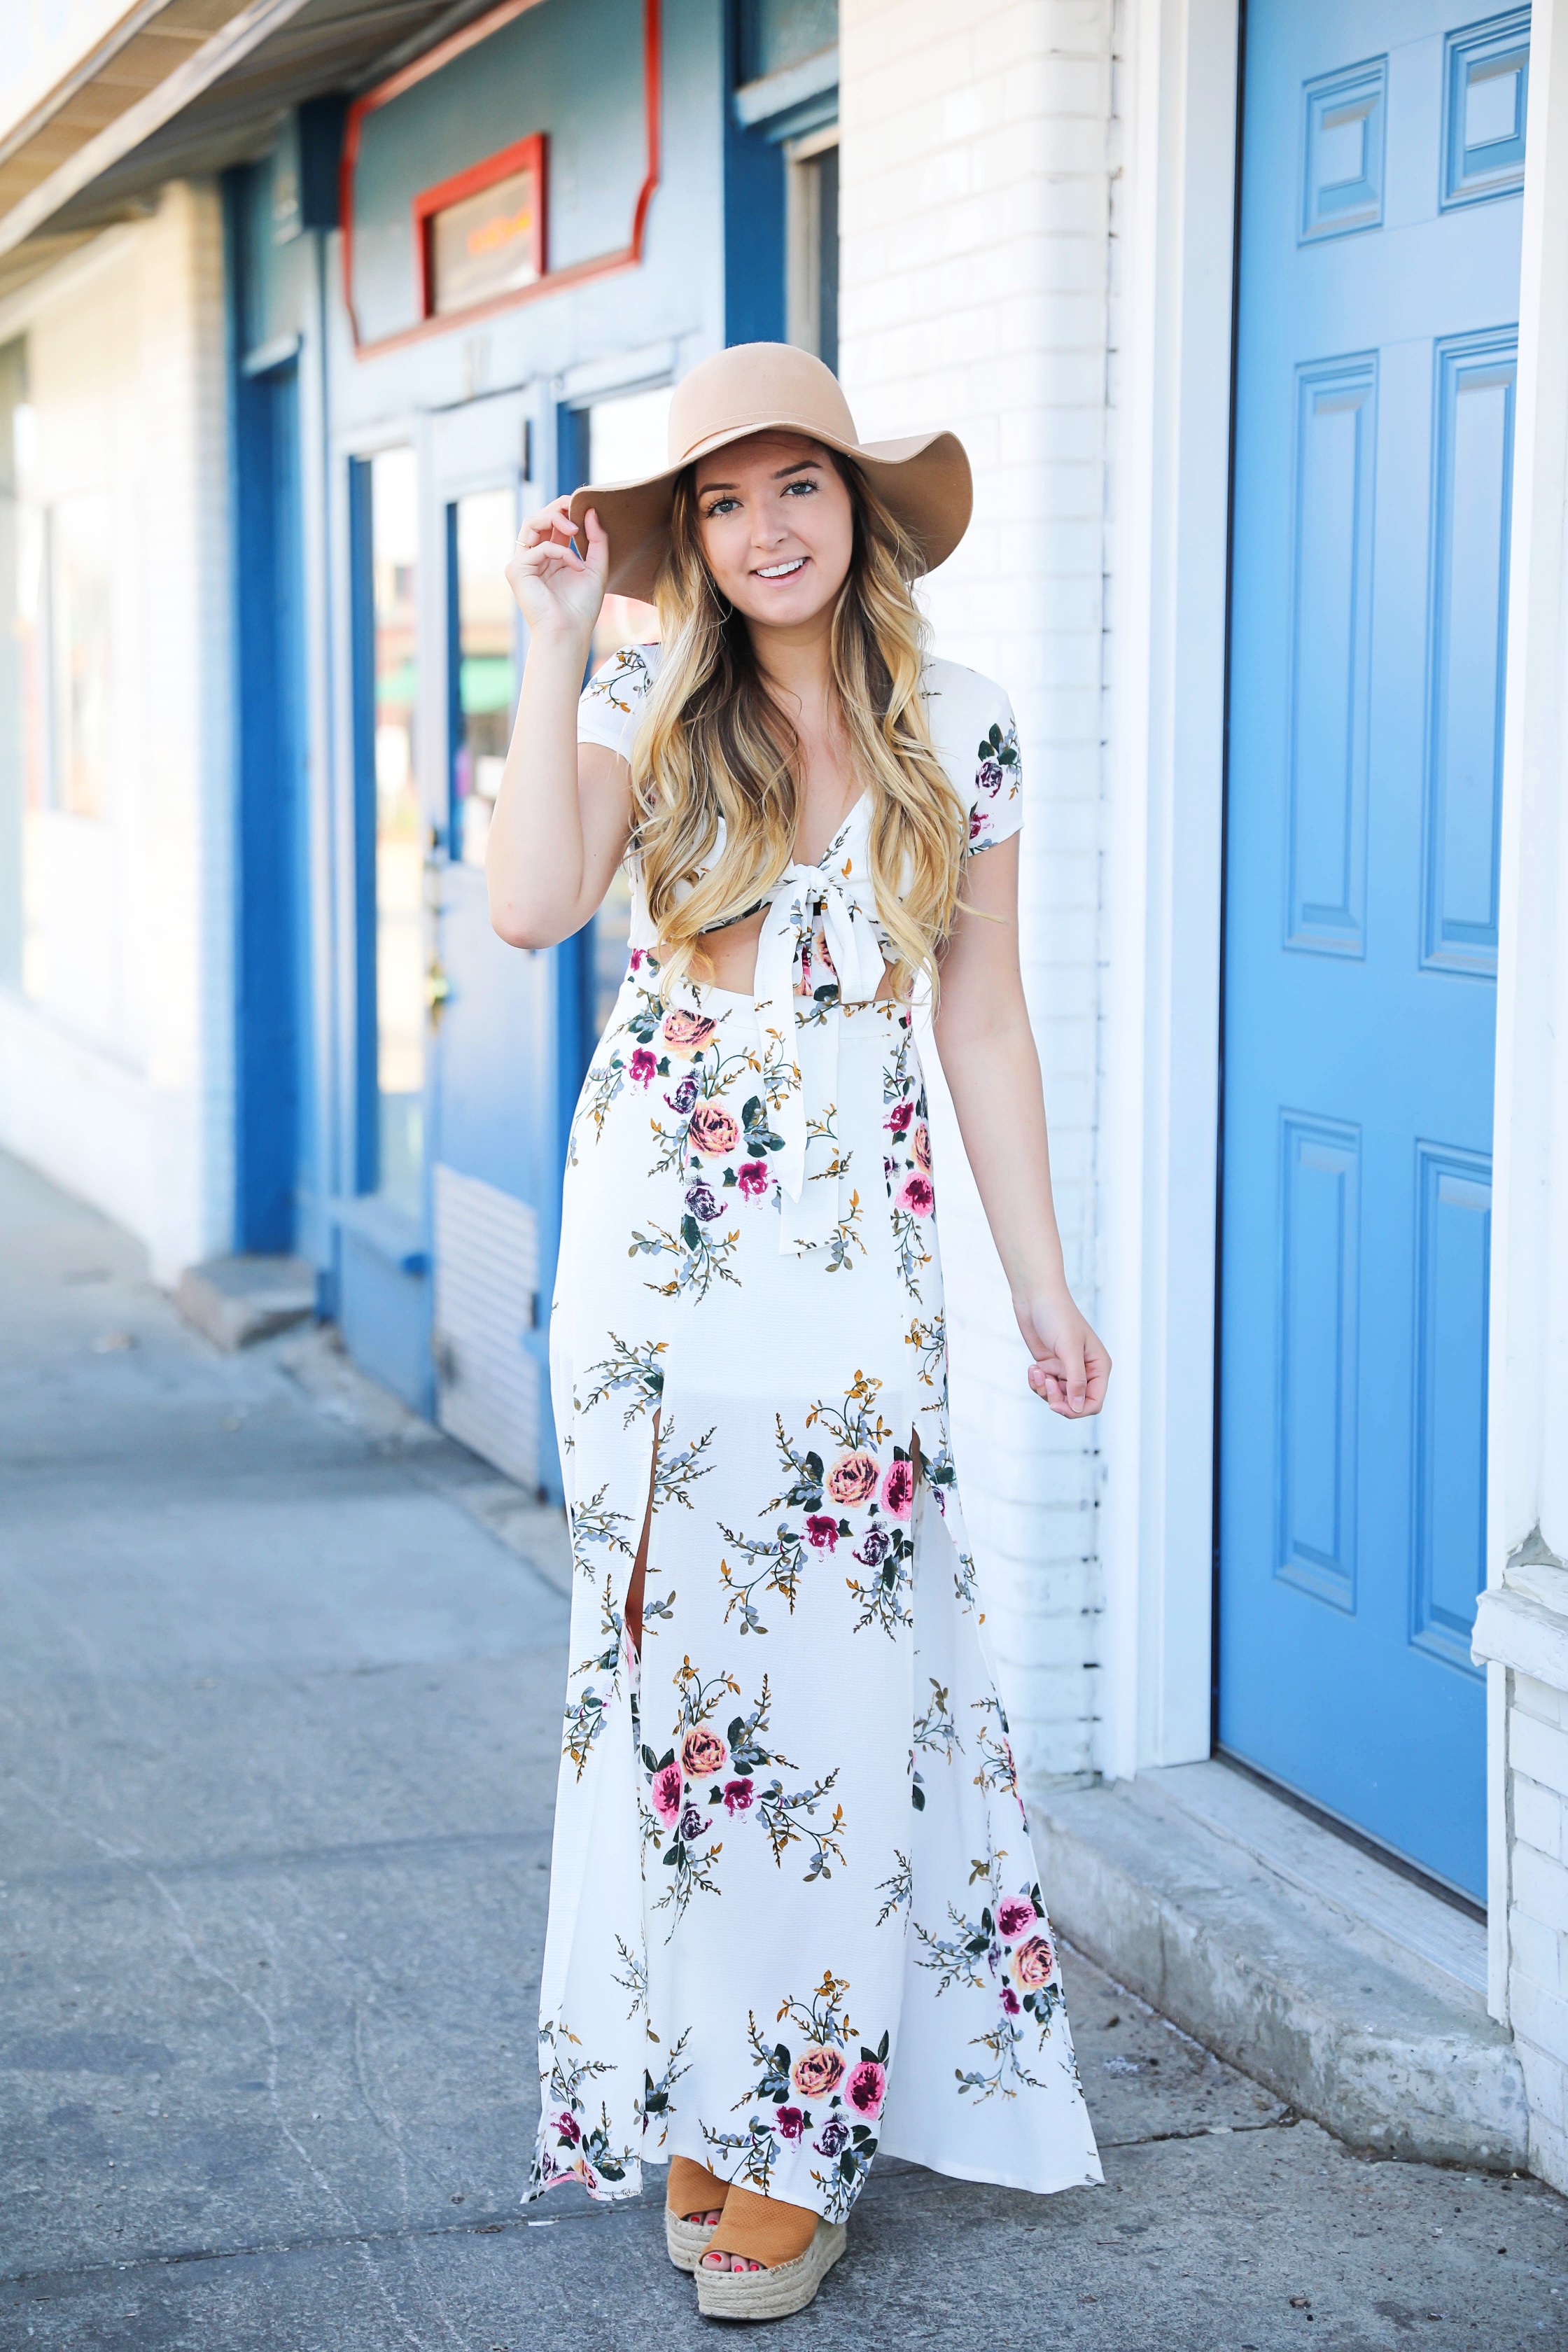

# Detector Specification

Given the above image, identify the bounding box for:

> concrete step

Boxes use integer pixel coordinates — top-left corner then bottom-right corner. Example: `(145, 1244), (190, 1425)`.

(175, 1254), (318, 1351)
(1028, 1758), (1529, 2173)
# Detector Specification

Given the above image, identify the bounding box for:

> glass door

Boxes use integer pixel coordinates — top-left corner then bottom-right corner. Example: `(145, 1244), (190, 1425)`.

(365, 444), (426, 1218)
(449, 484), (517, 871)
(566, 382), (671, 1050)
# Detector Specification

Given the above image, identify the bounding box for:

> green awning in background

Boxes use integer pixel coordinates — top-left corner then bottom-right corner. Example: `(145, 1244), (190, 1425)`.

(461, 654), (516, 715)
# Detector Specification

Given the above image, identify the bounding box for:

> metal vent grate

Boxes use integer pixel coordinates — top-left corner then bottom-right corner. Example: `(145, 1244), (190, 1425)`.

(432, 1162), (541, 1492)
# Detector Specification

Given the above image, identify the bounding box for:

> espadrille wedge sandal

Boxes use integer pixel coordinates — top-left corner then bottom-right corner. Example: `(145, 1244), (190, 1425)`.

(694, 2219), (846, 2321)
(664, 2204), (720, 2273)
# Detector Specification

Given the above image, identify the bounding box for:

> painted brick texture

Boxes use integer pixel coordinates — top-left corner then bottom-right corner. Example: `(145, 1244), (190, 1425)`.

(0, 183), (234, 1282)
(839, 0), (1114, 1779)
(1506, 1670), (1568, 2194)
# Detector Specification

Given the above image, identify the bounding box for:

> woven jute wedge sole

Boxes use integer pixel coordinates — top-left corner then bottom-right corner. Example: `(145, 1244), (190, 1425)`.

(664, 2206), (719, 2273)
(693, 2220), (846, 2320)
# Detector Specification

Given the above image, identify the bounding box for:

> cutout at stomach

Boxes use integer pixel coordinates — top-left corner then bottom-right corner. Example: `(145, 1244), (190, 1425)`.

(670, 906), (899, 1002)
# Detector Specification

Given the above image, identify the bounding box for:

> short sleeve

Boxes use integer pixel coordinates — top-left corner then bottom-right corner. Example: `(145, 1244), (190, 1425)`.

(966, 693), (1023, 854)
(577, 643), (659, 764)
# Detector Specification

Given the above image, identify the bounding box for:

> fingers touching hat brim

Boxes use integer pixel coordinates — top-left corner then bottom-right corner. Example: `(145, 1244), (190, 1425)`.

(568, 427), (973, 603)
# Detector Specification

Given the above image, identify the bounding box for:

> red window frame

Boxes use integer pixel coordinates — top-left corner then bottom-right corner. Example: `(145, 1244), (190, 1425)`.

(412, 132), (547, 323)
(340, 0), (662, 360)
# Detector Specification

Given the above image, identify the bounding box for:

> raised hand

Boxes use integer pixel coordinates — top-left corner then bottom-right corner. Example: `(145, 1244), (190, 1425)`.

(505, 495), (608, 646)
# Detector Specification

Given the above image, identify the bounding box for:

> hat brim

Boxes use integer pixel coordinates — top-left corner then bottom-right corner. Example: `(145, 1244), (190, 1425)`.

(568, 424), (972, 603)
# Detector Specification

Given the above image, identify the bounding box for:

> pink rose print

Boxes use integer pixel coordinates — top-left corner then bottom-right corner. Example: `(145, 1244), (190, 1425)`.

(629, 947), (644, 972)
(805, 1513), (840, 1550)
(791, 2045), (845, 2100)
(651, 1762), (683, 1825)
(680, 1723), (729, 1779)
(556, 2109), (581, 2145)
(775, 2106), (806, 2141)
(846, 2059), (886, 2118)
(886, 1100), (913, 1138)
(661, 1009), (718, 1054)
(1011, 1933), (1056, 1990)
(880, 1458), (915, 1520)
(912, 1121), (932, 1174)
(826, 1450), (879, 1506)
(722, 1777), (754, 1814)
(995, 1895), (1039, 1943)
(1001, 1985), (1021, 2015)
(737, 1160), (770, 1197)
(969, 805), (987, 843)
(896, 1172), (934, 1218)
(629, 1048), (657, 1087)
(688, 1103), (740, 1158)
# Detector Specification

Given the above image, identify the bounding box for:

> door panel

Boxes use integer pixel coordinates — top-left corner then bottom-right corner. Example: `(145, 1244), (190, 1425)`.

(1219, 0), (1525, 1898)
(428, 390), (562, 1494)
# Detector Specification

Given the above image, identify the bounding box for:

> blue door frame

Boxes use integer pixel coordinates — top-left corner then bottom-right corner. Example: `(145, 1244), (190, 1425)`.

(225, 179), (312, 1259)
(1219, 0), (1527, 1899)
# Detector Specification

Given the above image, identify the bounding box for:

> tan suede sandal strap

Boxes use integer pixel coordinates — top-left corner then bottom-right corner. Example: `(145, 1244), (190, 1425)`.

(666, 2155), (729, 2217)
(703, 2183), (820, 2269)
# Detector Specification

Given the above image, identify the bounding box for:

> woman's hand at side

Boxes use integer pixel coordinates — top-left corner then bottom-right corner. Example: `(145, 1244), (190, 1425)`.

(932, 833), (1112, 1421)
(486, 502), (631, 952)
(1016, 1284), (1111, 1418)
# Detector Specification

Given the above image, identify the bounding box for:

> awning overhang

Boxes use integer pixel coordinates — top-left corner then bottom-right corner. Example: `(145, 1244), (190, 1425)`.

(0, 0), (501, 307)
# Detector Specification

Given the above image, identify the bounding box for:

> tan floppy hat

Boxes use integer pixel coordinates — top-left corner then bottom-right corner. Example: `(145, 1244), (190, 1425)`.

(568, 342), (972, 601)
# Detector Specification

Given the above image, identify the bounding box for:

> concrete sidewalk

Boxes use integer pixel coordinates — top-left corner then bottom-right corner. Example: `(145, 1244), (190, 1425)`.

(1, 1152), (1564, 2350)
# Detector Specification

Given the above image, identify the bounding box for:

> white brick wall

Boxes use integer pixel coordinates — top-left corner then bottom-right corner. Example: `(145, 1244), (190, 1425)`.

(839, 0), (1115, 1778)
(1505, 1667), (1568, 2190)
(0, 183), (234, 1282)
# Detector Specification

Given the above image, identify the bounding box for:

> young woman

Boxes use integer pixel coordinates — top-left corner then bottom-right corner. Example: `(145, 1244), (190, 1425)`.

(491, 344), (1110, 2321)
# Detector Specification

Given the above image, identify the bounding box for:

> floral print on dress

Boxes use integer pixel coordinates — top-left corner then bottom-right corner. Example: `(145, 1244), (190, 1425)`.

(700, 1975), (887, 2221)
(967, 719), (1022, 852)
(529, 652), (1100, 2223)
(639, 1660), (847, 1931)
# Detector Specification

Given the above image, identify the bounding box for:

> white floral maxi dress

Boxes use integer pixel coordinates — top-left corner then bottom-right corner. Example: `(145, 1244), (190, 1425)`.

(527, 648), (1102, 2220)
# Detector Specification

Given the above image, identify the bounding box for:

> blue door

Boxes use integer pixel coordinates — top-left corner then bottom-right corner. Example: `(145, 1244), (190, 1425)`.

(426, 388), (564, 1494)
(1220, 1), (1527, 1896)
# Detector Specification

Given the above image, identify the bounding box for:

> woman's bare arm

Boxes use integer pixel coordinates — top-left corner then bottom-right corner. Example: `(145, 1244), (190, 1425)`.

(486, 497), (632, 950)
(932, 837), (1110, 1418)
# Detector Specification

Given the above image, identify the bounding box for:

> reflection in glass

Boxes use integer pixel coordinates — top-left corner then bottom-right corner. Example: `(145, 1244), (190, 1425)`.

(581, 388), (668, 1023)
(49, 491), (112, 820)
(369, 447), (424, 1216)
(8, 376), (47, 1000)
(450, 486), (517, 868)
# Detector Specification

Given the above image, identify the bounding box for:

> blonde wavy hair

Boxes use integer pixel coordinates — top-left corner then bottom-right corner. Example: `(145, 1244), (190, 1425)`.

(629, 451), (969, 1000)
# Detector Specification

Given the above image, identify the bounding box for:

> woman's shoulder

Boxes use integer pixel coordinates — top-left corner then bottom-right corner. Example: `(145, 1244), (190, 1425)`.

(577, 639), (662, 755)
(920, 657), (1023, 849)
(582, 639), (663, 705)
(920, 654), (1013, 724)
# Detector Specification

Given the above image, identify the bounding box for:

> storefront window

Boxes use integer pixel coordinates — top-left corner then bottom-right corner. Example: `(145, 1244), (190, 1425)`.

(787, 132), (839, 372)
(0, 342), (31, 994)
(368, 446), (424, 1217)
(450, 485), (518, 868)
(48, 491), (112, 821)
(582, 384), (671, 1037)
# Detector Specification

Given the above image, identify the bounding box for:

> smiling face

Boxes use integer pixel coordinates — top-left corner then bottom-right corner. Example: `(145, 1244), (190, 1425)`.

(692, 430), (855, 637)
